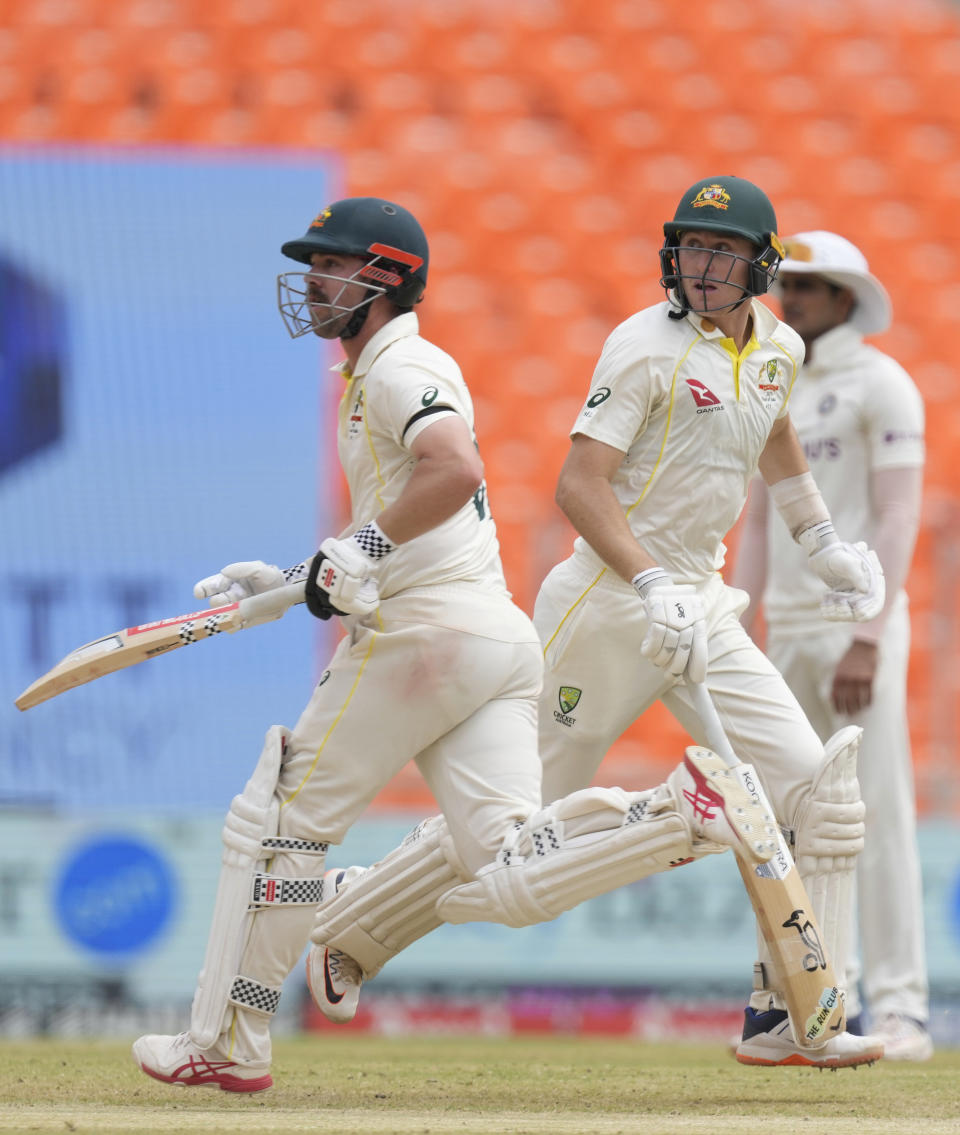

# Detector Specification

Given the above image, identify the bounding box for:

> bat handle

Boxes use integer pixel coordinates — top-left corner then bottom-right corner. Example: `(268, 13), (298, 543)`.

(236, 581), (307, 626)
(687, 681), (739, 769)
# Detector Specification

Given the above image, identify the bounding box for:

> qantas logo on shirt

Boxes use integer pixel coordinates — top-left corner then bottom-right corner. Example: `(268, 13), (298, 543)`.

(685, 379), (724, 414)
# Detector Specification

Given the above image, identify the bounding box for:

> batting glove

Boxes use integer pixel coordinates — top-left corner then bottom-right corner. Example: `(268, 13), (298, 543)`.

(305, 521), (395, 620)
(799, 522), (885, 623)
(633, 567), (708, 683)
(194, 560), (287, 608)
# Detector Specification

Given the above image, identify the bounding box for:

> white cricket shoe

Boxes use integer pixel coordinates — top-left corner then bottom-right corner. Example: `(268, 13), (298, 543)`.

(670, 746), (778, 863)
(132, 1031), (272, 1092)
(735, 1008), (884, 1069)
(871, 1013), (934, 1062)
(305, 944), (363, 1023)
(305, 867), (366, 1023)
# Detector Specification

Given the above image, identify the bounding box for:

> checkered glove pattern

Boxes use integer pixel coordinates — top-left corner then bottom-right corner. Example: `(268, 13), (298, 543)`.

(350, 520), (396, 561)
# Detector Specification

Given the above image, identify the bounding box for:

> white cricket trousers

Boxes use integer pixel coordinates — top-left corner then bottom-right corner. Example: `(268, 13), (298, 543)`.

(221, 584), (544, 1066)
(279, 585), (544, 873)
(534, 558), (824, 838)
(766, 600), (929, 1024)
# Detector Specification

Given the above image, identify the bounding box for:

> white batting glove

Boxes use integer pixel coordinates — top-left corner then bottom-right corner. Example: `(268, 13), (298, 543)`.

(799, 522), (885, 623)
(193, 560), (286, 608)
(305, 522), (395, 620)
(633, 567), (708, 683)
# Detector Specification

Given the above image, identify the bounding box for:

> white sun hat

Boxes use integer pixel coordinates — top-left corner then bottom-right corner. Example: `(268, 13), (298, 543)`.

(773, 230), (892, 335)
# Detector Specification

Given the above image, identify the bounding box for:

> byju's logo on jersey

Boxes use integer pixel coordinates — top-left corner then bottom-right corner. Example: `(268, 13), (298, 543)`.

(555, 686), (581, 727)
(685, 379), (724, 414)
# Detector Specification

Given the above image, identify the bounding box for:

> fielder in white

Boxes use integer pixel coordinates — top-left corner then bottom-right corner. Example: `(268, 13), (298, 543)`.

(732, 231), (931, 1061)
(305, 177), (887, 1069)
(131, 196), (767, 1092)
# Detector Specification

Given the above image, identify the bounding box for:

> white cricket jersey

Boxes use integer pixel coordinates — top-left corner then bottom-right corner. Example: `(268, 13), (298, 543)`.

(334, 312), (508, 600)
(569, 298), (804, 584)
(764, 323), (925, 625)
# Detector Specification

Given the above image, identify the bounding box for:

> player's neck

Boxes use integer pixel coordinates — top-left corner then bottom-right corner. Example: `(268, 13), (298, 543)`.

(340, 306), (392, 367)
(706, 305), (753, 352)
(339, 305), (400, 369)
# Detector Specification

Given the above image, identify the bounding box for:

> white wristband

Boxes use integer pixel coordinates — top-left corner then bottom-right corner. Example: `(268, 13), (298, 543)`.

(632, 566), (671, 599)
(349, 518), (397, 561)
(797, 520), (840, 556)
(768, 472), (831, 540)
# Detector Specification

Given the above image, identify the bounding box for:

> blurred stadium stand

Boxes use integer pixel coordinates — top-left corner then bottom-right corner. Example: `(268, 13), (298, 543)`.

(3, 0), (958, 818)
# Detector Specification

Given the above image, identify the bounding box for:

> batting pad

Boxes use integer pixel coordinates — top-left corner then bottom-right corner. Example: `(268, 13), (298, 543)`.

(437, 783), (694, 928)
(310, 815), (469, 979)
(190, 726), (328, 1049)
(793, 725), (865, 990)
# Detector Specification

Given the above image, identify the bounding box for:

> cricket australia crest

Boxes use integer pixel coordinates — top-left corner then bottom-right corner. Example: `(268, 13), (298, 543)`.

(758, 358), (782, 405)
(555, 686), (581, 726)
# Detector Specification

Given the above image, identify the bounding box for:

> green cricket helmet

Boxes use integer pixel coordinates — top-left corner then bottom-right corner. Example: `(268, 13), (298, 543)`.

(659, 176), (785, 306)
(278, 197), (429, 339)
(281, 196), (429, 306)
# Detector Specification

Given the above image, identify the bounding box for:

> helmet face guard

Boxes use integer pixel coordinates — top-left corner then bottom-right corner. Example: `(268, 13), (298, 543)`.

(277, 256), (394, 340)
(658, 177), (784, 313)
(659, 237), (784, 313)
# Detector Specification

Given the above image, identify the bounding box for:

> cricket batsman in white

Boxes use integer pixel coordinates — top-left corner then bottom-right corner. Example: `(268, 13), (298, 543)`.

(132, 196), (771, 1091)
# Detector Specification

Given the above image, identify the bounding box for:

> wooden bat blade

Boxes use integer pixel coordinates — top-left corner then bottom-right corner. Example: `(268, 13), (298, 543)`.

(14, 581), (306, 711)
(14, 601), (242, 710)
(737, 844), (846, 1047)
(687, 681), (845, 1048)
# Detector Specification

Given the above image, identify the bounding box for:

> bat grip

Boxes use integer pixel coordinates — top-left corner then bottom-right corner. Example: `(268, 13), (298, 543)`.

(687, 681), (739, 768)
(236, 581), (307, 625)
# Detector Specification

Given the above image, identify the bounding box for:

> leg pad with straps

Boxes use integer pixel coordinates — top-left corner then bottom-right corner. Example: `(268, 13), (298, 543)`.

(190, 725), (328, 1048)
(310, 815), (469, 979)
(437, 782), (698, 928)
(750, 725), (865, 1019)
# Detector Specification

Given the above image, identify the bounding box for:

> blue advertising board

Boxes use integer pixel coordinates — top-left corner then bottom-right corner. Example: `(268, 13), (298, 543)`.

(0, 147), (340, 810)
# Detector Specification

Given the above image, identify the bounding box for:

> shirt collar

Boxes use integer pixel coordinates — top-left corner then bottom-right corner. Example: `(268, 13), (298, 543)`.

(331, 312), (420, 380)
(803, 323), (863, 372)
(684, 297), (779, 342)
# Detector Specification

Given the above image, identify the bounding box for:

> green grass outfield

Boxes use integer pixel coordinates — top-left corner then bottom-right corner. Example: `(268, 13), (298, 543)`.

(1, 1034), (958, 1135)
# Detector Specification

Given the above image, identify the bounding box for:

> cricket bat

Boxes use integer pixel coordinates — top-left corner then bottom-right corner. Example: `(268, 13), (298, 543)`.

(687, 681), (845, 1048)
(14, 580), (307, 712)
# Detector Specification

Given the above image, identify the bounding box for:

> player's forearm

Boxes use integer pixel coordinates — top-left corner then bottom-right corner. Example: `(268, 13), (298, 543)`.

(376, 450), (483, 544)
(757, 415), (810, 486)
(556, 473), (657, 582)
(729, 477), (770, 633)
(852, 465), (923, 644)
